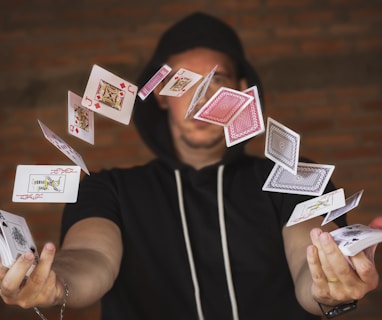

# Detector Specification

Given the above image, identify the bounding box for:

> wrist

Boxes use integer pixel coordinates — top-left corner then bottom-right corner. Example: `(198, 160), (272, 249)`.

(55, 278), (69, 306)
(317, 300), (358, 318)
(34, 279), (69, 320)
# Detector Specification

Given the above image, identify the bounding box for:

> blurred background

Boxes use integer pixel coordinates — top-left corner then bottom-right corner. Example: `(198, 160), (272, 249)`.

(0, 0), (381, 319)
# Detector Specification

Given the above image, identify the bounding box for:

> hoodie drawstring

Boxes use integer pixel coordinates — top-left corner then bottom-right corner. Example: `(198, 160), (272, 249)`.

(175, 166), (239, 320)
(175, 169), (205, 320)
(217, 165), (239, 320)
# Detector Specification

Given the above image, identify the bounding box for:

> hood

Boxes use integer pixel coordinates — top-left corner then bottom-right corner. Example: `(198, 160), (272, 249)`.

(133, 12), (264, 169)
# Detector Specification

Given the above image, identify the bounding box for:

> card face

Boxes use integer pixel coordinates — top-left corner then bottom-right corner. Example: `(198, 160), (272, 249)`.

(262, 162), (335, 196)
(265, 117), (300, 175)
(82, 64), (137, 125)
(138, 64), (172, 101)
(194, 87), (254, 126)
(331, 224), (382, 256)
(322, 190), (364, 225)
(185, 65), (218, 118)
(67, 91), (94, 145)
(286, 188), (345, 227)
(224, 86), (265, 147)
(159, 68), (202, 97)
(38, 120), (90, 175)
(12, 165), (81, 203)
(0, 209), (39, 268)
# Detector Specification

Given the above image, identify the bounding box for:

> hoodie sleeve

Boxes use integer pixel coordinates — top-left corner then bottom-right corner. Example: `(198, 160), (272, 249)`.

(59, 169), (123, 245)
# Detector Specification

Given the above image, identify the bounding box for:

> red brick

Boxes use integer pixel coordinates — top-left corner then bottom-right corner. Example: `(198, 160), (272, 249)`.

(357, 37), (382, 51)
(276, 90), (328, 105)
(247, 43), (295, 57)
(300, 39), (349, 54)
(275, 26), (322, 39)
(292, 10), (337, 24)
(266, 0), (314, 8)
(349, 8), (382, 21)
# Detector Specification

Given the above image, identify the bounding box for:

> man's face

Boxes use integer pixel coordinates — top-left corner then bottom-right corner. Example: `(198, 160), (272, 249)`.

(154, 48), (247, 151)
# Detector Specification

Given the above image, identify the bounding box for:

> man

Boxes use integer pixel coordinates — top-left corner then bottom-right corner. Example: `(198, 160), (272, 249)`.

(0, 12), (380, 320)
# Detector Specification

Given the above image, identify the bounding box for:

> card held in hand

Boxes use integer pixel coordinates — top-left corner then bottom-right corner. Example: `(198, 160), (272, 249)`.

(262, 162), (335, 196)
(12, 165), (81, 203)
(82, 64), (138, 125)
(331, 224), (382, 256)
(0, 209), (39, 269)
(265, 117), (300, 175)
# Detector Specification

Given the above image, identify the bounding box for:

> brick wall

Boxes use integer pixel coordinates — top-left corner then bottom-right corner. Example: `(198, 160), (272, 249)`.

(1, 0), (381, 319)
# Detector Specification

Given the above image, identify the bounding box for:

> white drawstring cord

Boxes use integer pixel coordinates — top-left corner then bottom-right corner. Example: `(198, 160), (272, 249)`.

(175, 170), (205, 320)
(217, 165), (239, 320)
(175, 166), (239, 320)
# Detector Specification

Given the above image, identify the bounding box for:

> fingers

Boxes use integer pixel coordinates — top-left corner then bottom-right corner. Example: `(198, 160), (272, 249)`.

(349, 251), (379, 290)
(310, 228), (351, 284)
(0, 258), (9, 280)
(308, 227), (379, 304)
(1, 252), (36, 298)
(369, 216), (382, 229)
(0, 243), (57, 308)
(306, 244), (329, 288)
(27, 242), (56, 286)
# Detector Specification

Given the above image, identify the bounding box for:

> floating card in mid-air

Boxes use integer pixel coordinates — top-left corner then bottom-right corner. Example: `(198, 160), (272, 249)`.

(38, 120), (89, 175)
(12, 165), (81, 203)
(262, 162), (335, 196)
(185, 65), (218, 118)
(67, 91), (94, 145)
(194, 87), (254, 126)
(286, 188), (346, 227)
(159, 68), (202, 97)
(138, 64), (172, 101)
(322, 190), (364, 225)
(265, 117), (300, 175)
(81, 64), (137, 125)
(224, 86), (264, 147)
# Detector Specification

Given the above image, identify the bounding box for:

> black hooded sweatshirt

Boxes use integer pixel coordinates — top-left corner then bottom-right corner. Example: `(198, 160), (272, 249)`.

(61, 12), (343, 320)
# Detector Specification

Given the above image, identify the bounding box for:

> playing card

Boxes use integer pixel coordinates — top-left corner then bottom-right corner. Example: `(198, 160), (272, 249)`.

(0, 209), (38, 268)
(265, 117), (300, 175)
(262, 162), (335, 196)
(224, 86), (264, 147)
(286, 188), (346, 227)
(67, 91), (94, 145)
(82, 64), (137, 125)
(322, 190), (364, 225)
(185, 65), (218, 118)
(194, 87), (254, 126)
(330, 224), (382, 256)
(12, 165), (81, 203)
(38, 120), (90, 175)
(138, 64), (172, 101)
(159, 68), (202, 97)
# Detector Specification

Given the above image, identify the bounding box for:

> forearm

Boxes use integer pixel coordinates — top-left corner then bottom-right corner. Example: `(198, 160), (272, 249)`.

(294, 258), (322, 315)
(52, 217), (122, 308)
(52, 248), (117, 308)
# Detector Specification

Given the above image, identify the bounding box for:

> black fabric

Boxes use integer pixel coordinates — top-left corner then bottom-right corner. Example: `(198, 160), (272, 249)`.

(133, 12), (263, 169)
(61, 156), (340, 320)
